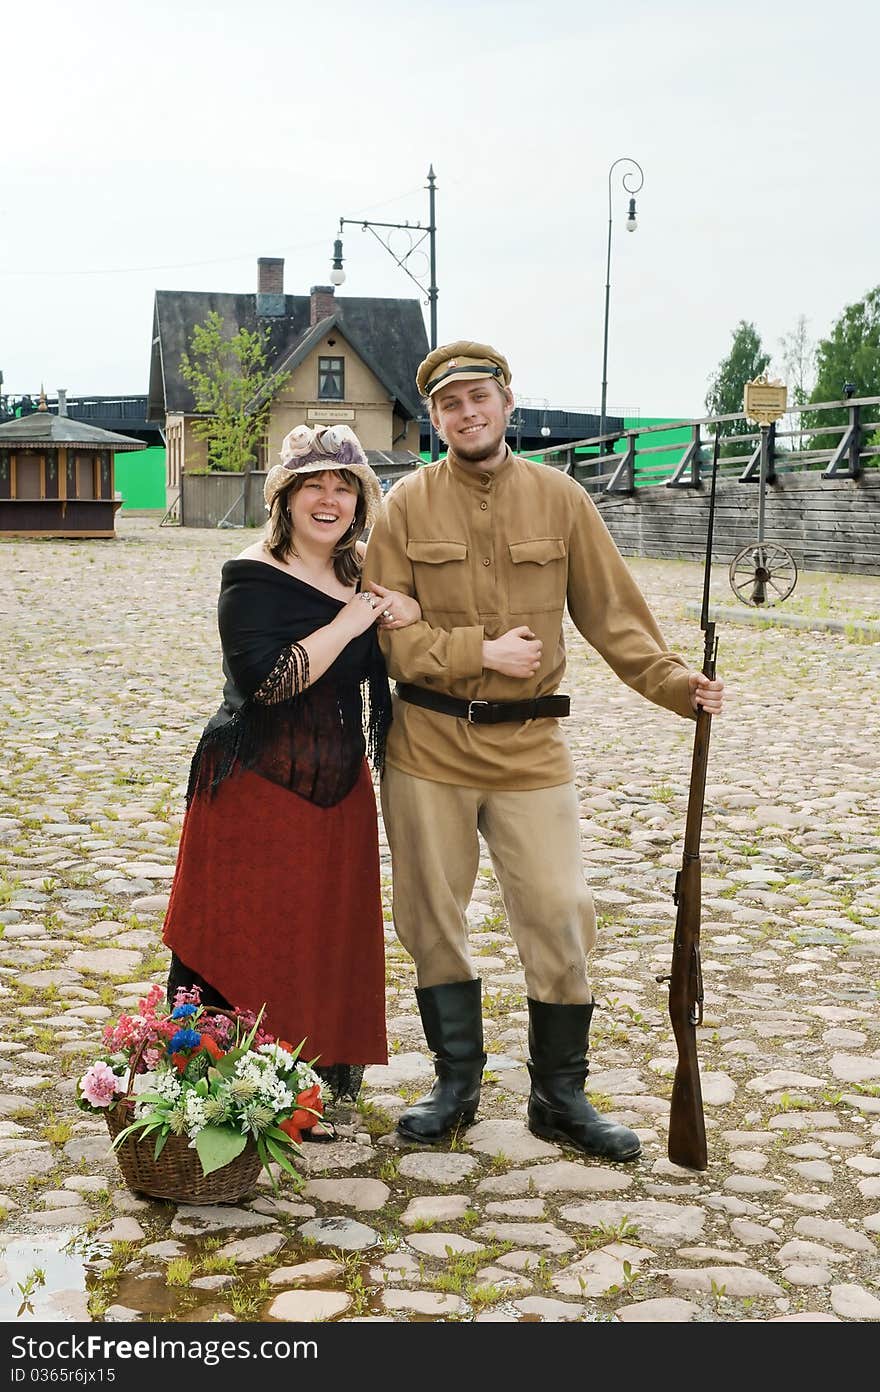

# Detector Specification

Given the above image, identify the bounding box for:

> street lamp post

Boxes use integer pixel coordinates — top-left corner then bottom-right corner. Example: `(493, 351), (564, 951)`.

(507, 396), (551, 455)
(332, 165), (440, 459)
(599, 157), (643, 448)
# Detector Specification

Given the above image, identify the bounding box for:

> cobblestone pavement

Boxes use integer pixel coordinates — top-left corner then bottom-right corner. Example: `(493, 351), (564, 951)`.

(1, 516), (879, 1324)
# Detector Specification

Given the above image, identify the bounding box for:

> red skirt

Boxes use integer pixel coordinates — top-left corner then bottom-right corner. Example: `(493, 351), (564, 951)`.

(162, 761), (387, 1066)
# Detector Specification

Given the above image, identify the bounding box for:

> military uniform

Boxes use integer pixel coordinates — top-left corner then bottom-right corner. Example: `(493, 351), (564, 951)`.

(362, 340), (697, 1160)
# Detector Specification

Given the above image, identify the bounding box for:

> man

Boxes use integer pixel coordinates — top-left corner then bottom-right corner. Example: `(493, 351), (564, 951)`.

(363, 340), (724, 1162)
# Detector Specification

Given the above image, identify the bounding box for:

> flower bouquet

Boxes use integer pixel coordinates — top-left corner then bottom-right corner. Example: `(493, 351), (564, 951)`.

(77, 984), (325, 1203)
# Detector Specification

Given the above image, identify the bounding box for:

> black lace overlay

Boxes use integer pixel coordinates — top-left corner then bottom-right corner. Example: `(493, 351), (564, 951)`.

(186, 560), (392, 809)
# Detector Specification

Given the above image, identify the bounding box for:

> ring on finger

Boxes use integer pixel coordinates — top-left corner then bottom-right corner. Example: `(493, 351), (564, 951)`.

(383, 609), (393, 620)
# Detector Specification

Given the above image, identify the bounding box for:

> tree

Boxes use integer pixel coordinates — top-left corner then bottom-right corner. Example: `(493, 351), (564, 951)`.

(806, 287), (880, 451)
(180, 311), (278, 472)
(705, 320), (770, 454)
(776, 314), (815, 452)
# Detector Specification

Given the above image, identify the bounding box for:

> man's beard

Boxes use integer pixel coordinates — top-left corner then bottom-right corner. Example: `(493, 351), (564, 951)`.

(449, 422), (507, 463)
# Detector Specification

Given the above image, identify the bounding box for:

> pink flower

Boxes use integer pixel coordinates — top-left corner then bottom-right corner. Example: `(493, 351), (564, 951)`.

(79, 1061), (125, 1108)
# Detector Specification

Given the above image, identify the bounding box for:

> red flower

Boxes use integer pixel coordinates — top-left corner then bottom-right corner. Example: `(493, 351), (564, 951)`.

(281, 1085), (323, 1142)
(279, 1116), (303, 1144)
(169, 1052), (189, 1074)
(199, 1035), (225, 1062)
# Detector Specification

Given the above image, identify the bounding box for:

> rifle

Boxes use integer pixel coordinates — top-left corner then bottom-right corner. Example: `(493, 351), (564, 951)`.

(658, 431), (720, 1170)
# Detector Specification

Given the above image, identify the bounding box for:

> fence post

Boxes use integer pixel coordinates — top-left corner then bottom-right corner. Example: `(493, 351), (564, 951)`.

(605, 432), (637, 494)
(823, 403), (863, 479)
(666, 423), (702, 488)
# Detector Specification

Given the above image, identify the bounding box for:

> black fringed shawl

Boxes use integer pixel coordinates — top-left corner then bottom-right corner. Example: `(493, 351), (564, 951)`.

(187, 560), (392, 809)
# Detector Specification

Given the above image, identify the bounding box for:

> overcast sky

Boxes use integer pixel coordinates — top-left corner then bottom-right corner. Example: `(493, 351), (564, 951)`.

(2, 0), (877, 419)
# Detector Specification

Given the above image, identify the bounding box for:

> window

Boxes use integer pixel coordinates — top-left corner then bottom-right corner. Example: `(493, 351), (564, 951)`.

(16, 455), (42, 499)
(318, 356), (344, 400)
(76, 454), (96, 499)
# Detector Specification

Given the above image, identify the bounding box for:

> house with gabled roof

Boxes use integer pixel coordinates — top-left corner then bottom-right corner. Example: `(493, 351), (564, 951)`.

(148, 257), (429, 502)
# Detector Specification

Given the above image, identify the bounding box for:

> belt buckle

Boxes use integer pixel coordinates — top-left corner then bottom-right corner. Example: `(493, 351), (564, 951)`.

(466, 700), (490, 723)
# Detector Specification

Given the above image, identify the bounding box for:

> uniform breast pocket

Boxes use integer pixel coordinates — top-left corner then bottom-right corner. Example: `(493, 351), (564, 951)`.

(507, 537), (567, 613)
(406, 540), (469, 613)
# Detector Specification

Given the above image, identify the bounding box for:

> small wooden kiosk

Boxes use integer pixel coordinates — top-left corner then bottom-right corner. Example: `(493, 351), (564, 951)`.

(0, 395), (146, 537)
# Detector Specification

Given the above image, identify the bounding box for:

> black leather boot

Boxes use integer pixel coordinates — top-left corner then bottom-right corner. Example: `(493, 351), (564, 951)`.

(526, 998), (641, 1162)
(397, 979), (486, 1143)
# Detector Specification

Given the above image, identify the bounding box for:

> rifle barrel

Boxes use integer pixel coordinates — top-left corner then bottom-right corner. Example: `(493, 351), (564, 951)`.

(700, 433), (721, 632)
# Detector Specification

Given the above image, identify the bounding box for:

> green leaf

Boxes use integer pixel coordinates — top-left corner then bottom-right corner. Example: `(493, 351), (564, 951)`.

(256, 1138), (278, 1194)
(265, 1124), (301, 1147)
(265, 1137), (302, 1180)
(212, 1048), (249, 1077)
(153, 1129), (170, 1160)
(239, 1006), (266, 1053)
(194, 1125), (248, 1177)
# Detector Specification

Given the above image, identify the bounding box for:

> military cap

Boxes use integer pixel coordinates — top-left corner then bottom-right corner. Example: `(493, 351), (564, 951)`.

(416, 340), (511, 398)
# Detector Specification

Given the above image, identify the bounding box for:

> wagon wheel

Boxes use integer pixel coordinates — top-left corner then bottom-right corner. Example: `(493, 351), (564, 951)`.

(728, 542), (798, 607)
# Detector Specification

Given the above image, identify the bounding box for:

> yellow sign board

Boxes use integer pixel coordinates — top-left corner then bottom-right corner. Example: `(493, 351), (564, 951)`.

(307, 408), (355, 422)
(743, 376), (787, 426)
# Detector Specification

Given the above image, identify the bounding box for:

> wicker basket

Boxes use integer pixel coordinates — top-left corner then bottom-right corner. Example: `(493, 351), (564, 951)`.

(104, 1007), (264, 1205)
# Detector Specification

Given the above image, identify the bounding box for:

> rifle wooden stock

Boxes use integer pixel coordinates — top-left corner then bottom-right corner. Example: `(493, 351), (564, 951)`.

(665, 694), (714, 1171)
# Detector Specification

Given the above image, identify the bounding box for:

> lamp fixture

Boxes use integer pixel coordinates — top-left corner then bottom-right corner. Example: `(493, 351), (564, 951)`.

(330, 238), (345, 287)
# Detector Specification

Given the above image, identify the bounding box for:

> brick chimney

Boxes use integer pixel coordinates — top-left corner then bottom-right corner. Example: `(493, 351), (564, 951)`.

(56, 388), (68, 416)
(310, 285), (336, 327)
(257, 257), (285, 317)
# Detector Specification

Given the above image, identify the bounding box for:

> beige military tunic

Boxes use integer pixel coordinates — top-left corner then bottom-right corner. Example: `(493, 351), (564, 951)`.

(363, 447), (695, 790)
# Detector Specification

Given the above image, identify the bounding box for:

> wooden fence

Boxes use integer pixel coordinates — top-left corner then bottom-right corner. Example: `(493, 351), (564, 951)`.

(597, 468), (880, 574)
(177, 397), (880, 574)
(531, 394), (880, 576)
(180, 471), (268, 529)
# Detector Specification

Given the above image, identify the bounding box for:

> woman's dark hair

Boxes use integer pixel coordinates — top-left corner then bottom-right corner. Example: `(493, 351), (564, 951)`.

(265, 469), (366, 586)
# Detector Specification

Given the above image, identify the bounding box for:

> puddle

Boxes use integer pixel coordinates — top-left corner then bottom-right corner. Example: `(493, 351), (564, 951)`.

(0, 1229), (96, 1322)
(1, 1225), (515, 1324)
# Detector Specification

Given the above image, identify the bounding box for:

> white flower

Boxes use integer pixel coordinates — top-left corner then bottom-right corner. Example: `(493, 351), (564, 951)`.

(257, 1042), (295, 1070)
(183, 1092), (209, 1138)
(256, 1079), (294, 1113)
(294, 1063), (322, 1092)
(234, 1057), (264, 1087)
(154, 1071), (183, 1103)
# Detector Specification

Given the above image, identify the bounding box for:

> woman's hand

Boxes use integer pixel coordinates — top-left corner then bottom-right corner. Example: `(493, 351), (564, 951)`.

(336, 590), (385, 637)
(366, 582), (422, 630)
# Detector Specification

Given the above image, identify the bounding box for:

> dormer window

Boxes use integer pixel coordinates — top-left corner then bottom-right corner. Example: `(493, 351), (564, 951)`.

(318, 356), (344, 400)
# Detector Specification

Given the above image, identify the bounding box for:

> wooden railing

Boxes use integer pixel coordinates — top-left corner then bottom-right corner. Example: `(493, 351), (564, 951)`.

(525, 395), (880, 495)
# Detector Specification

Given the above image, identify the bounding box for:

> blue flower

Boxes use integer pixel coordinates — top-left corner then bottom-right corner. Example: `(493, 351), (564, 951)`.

(171, 1004), (199, 1020)
(168, 1028), (201, 1053)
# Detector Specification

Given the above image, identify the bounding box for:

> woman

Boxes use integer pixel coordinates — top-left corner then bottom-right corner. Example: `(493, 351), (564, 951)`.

(161, 424), (418, 1122)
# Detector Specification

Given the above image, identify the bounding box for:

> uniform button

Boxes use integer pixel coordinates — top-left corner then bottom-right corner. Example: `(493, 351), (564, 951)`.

(482, 558), (491, 567)
(480, 474), (490, 484)
(480, 501), (488, 511)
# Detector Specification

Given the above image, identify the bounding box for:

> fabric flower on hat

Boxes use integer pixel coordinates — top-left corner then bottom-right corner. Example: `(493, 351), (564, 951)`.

(265, 423), (384, 524)
(279, 424), (316, 464)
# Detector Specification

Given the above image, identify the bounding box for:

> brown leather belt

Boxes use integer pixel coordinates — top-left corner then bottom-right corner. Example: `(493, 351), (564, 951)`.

(395, 683), (570, 724)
